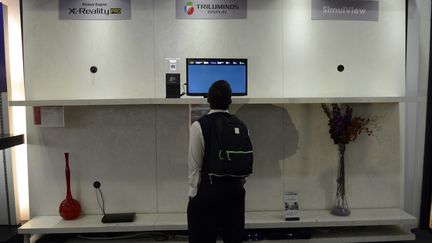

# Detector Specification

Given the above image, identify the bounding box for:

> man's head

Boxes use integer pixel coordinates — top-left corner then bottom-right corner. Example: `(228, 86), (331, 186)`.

(207, 80), (232, 110)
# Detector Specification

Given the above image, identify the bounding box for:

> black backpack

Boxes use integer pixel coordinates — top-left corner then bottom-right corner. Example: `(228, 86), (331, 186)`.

(203, 113), (253, 178)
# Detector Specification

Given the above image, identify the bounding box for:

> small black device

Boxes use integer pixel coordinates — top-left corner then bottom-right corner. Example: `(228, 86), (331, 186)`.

(101, 212), (136, 223)
(93, 181), (136, 223)
(166, 73), (181, 98)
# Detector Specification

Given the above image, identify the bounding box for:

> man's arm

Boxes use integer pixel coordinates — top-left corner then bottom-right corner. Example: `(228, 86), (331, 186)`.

(188, 121), (204, 198)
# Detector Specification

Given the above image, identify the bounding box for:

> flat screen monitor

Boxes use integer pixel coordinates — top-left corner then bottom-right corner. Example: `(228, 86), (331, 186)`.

(186, 58), (247, 96)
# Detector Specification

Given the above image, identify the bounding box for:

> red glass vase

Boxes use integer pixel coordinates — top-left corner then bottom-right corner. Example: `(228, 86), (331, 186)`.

(59, 153), (81, 220)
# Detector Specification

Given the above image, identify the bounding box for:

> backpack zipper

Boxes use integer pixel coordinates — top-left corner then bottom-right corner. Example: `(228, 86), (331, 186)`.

(219, 150), (224, 160)
(208, 173), (250, 178)
(225, 150), (253, 161)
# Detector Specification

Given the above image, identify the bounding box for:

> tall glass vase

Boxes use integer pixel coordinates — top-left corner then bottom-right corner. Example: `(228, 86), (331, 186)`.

(59, 153), (81, 220)
(331, 143), (351, 216)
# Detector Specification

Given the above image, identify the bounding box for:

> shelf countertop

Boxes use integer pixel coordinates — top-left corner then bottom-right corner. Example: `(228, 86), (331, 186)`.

(8, 97), (409, 107)
(18, 208), (416, 235)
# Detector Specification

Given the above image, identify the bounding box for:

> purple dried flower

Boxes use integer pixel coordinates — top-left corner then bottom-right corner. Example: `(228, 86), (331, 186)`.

(321, 103), (372, 145)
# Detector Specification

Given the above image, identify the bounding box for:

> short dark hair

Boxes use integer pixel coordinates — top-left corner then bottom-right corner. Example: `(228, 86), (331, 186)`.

(207, 80), (232, 110)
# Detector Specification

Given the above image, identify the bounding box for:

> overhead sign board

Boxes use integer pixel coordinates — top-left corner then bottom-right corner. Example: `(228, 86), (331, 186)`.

(59, 0), (131, 20)
(176, 0), (247, 19)
(312, 0), (379, 21)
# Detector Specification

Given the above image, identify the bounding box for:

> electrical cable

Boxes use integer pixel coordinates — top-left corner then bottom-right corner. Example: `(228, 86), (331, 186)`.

(93, 181), (105, 215)
(180, 83), (187, 97)
(95, 189), (105, 215)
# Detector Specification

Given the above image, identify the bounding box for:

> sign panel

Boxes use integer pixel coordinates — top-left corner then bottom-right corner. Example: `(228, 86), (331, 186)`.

(176, 0), (247, 19)
(284, 192), (300, 221)
(59, 0), (131, 20)
(34, 106), (65, 127)
(312, 0), (379, 21)
(190, 104), (210, 124)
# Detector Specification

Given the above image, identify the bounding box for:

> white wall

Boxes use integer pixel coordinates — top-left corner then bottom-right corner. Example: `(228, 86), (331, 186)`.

(284, 0), (405, 97)
(22, 0), (406, 99)
(404, 0), (431, 219)
(26, 103), (401, 216)
(19, 0), (413, 218)
(27, 106), (158, 215)
(23, 0), (155, 99)
(153, 0), (284, 98)
(0, 149), (14, 224)
(0, 152), (9, 224)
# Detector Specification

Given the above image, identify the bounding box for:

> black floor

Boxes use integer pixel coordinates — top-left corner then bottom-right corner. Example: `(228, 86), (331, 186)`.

(403, 229), (432, 243)
(0, 226), (22, 243)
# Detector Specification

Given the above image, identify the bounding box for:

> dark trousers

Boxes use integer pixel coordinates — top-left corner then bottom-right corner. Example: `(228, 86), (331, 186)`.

(187, 176), (245, 243)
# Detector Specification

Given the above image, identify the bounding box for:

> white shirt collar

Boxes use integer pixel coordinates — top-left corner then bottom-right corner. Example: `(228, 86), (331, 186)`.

(208, 109), (229, 114)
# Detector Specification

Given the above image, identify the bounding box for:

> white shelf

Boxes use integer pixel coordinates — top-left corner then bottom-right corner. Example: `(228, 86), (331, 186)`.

(18, 208), (416, 235)
(244, 208), (416, 228)
(150, 98), (207, 105)
(9, 99), (152, 107)
(9, 97), (405, 107)
(231, 97), (404, 104)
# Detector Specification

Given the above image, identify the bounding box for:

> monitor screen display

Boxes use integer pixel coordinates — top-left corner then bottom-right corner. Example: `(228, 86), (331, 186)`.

(186, 58), (247, 96)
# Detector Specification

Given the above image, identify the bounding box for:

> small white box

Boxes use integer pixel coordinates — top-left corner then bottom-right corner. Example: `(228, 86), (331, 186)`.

(284, 192), (300, 221)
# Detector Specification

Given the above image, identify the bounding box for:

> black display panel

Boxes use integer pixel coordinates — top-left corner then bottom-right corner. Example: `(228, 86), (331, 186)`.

(186, 58), (247, 96)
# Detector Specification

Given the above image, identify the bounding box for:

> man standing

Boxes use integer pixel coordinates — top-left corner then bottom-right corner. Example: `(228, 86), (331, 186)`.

(187, 80), (253, 243)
